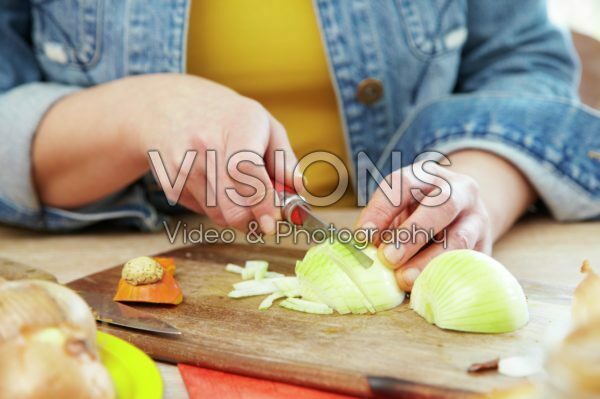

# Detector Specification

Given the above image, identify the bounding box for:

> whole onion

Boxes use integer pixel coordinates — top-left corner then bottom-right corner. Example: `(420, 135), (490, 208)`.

(0, 280), (114, 399)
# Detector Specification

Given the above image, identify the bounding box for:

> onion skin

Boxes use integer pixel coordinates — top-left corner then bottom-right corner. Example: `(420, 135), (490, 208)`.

(572, 260), (600, 327)
(544, 261), (600, 397)
(410, 250), (529, 333)
(0, 280), (115, 399)
(0, 326), (114, 399)
(0, 280), (96, 346)
(546, 319), (600, 396)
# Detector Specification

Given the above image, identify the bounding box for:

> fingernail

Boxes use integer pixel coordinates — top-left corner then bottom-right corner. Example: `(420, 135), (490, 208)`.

(259, 214), (275, 235)
(383, 244), (404, 266)
(401, 268), (421, 287)
(361, 221), (377, 231)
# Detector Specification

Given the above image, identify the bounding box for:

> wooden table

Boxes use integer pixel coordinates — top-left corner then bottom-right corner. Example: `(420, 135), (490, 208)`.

(1, 210), (598, 398)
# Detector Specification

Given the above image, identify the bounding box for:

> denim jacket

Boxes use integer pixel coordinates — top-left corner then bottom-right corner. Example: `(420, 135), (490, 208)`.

(1, 0), (599, 231)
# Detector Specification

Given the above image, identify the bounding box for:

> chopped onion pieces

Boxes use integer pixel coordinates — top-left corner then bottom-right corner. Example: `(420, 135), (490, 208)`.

(225, 263), (244, 274)
(242, 261), (269, 280)
(259, 292), (286, 310)
(279, 298), (333, 315)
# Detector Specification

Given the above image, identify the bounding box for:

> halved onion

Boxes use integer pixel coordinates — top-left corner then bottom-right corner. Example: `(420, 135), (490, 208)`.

(227, 242), (405, 315)
(296, 242), (405, 314)
(410, 249), (529, 333)
(279, 298), (333, 315)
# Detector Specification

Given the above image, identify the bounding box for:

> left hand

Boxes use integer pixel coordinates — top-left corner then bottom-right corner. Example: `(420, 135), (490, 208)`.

(356, 160), (493, 292)
(357, 150), (537, 292)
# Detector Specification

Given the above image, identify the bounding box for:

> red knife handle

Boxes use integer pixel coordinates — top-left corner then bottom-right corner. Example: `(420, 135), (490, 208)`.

(270, 178), (306, 226)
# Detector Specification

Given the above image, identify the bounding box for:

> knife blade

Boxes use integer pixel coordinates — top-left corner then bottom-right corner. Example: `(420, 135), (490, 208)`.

(78, 290), (181, 336)
(0, 257), (58, 282)
(292, 203), (374, 268)
(273, 179), (374, 268)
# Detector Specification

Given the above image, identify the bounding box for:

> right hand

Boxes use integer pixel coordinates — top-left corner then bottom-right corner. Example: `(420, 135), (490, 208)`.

(127, 74), (300, 233)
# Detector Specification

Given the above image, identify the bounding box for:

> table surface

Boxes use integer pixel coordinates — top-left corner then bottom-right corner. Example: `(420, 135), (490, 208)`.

(1, 210), (598, 399)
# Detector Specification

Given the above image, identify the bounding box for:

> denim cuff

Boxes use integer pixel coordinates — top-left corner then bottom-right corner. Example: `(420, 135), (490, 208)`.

(0, 82), (166, 231)
(375, 93), (600, 221)
(429, 138), (599, 221)
(0, 82), (79, 228)
(44, 183), (167, 232)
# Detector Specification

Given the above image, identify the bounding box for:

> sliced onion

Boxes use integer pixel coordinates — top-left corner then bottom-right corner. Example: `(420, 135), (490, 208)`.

(265, 271), (285, 279)
(279, 298), (333, 315)
(410, 249), (529, 333)
(295, 243), (404, 314)
(225, 263), (244, 274)
(242, 260), (269, 280)
(228, 287), (278, 298)
(272, 277), (300, 294)
(259, 292), (286, 310)
(227, 243), (404, 314)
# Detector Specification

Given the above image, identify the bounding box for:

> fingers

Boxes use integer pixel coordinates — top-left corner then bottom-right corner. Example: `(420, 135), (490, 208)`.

(186, 128), (255, 231)
(356, 165), (447, 245)
(199, 139), (252, 229)
(181, 170), (228, 227)
(183, 101), (297, 233)
(264, 115), (302, 190)
(394, 213), (488, 291)
(378, 174), (476, 268)
(355, 169), (412, 243)
(226, 150), (279, 233)
(224, 103), (283, 234)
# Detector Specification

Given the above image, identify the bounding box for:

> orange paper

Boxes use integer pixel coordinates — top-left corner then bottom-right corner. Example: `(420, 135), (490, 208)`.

(113, 257), (183, 305)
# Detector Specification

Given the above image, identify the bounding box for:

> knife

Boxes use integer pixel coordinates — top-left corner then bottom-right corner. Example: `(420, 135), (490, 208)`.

(78, 290), (182, 336)
(367, 376), (477, 398)
(0, 257), (181, 335)
(272, 179), (374, 268)
(0, 257), (58, 282)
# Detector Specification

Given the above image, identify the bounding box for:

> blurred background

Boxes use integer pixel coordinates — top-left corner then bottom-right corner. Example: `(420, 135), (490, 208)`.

(548, 0), (600, 108)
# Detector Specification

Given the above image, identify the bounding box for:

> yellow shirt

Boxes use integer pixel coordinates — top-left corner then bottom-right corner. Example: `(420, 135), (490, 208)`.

(187, 0), (354, 206)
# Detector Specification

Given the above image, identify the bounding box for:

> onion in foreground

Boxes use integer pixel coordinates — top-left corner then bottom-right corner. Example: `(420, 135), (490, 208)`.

(0, 280), (115, 399)
(544, 261), (600, 398)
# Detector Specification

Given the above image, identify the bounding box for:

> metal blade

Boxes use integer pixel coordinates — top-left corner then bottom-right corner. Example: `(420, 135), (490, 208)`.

(295, 205), (374, 268)
(78, 290), (181, 335)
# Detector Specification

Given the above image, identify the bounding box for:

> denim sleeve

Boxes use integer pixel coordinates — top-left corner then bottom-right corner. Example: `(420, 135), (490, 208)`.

(0, 1), (164, 231)
(378, 95), (600, 221)
(404, 0), (599, 221)
(456, 0), (579, 98)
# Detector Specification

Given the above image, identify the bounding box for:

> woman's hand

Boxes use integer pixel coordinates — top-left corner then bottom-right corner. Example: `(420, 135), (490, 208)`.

(129, 74), (299, 233)
(34, 74), (299, 233)
(356, 150), (536, 291)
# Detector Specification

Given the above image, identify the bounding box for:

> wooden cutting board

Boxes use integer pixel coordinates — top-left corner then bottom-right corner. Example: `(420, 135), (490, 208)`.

(68, 243), (572, 398)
